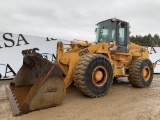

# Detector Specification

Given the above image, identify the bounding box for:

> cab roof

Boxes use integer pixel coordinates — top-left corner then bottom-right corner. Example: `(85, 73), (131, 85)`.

(97, 18), (127, 25)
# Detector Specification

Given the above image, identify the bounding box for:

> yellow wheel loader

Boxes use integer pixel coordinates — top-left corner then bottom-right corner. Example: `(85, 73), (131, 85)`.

(6, 18), (156, 116)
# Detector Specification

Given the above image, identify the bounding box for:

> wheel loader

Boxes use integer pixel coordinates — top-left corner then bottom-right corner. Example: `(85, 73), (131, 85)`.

(6, 18), (156, 116)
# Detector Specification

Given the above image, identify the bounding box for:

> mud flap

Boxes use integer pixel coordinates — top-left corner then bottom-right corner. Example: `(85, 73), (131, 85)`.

(6, 48), (66, 116)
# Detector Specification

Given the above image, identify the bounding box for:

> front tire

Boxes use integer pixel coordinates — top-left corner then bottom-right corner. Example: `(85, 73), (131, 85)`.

(128, 58), (153, 88)
(74, 54), (113, 97)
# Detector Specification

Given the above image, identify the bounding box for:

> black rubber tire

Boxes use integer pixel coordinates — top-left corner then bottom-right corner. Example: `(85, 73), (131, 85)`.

(74, 54), (113, 97)
(128, 58), (153, 88)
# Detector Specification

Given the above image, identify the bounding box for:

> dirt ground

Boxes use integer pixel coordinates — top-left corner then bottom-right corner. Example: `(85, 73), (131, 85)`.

(0, 74), (160, 120)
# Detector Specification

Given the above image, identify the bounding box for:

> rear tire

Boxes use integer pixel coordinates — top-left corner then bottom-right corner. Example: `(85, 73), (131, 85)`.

(128, 58), (153, 88)
(74, 54), (113, 97)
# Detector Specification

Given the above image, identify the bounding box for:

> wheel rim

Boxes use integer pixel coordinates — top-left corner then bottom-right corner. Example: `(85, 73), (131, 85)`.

(92, 66), (108, 87)
(142, 66), (151, 81)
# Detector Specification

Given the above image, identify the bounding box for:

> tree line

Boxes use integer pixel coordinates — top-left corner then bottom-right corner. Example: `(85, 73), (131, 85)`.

(130, 34), (160, 47)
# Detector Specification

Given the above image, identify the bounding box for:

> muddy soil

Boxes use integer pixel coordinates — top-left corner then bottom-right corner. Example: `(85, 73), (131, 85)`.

(0, 74), (160, 120)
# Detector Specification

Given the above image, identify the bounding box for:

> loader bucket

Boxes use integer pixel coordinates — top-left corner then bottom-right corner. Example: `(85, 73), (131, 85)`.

(6, 48), (66, 116)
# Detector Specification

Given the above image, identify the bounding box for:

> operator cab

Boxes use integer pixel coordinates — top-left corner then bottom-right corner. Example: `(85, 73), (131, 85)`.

(95, 18), (130, 53)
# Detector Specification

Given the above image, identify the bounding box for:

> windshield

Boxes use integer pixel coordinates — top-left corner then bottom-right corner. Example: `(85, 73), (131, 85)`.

(96, 20), (116, 43)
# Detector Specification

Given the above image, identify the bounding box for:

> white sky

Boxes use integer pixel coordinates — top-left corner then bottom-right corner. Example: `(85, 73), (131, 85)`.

(0, 0), (160, 41)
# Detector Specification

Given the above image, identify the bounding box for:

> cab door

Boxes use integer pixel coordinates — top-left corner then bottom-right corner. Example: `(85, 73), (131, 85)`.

(116, 21), (129, 52)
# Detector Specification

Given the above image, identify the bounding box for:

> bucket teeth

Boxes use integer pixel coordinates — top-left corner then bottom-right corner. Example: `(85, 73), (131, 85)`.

(6, 85), (21, 116)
